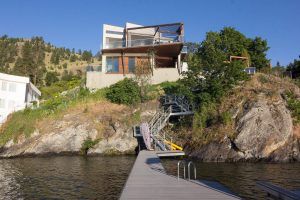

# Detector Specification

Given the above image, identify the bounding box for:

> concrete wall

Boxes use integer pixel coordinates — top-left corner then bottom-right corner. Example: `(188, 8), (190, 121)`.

(86, 68), (182, 89)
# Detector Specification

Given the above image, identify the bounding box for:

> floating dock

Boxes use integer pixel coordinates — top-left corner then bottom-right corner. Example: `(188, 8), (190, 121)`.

(120, 151), (241, 200)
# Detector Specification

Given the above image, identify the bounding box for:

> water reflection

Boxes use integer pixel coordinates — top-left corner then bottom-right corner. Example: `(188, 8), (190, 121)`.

(161, 159), (300, 200)
(0, 156), (135, 200)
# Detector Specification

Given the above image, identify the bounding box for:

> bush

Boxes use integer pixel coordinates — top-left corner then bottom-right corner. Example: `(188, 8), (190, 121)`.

(106, 78), (141, 105)
(286, 92), (300, 123)
(80, 137), (100, 155)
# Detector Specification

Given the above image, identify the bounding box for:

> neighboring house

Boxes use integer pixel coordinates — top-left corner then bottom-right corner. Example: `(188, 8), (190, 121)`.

(86, 22), (188, 89)
(0, 72), (41, 124)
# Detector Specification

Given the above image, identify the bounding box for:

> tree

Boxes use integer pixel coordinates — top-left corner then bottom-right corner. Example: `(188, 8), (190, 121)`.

(198, 27), (269, 70)
(13, 37), (46, 85)
(134, 49), (154, 102)
(45, 71), (59, 86)
(82, 50), (93, 62)
(286, 56), (300, 78)
(248, 37), (270, 70)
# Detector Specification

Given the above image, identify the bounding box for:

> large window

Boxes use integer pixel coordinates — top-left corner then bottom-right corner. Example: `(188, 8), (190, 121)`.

(0, 99), (5, 108)
(9, 82), (16, 92)
(106, 57), (119, 73)
(128, 57), (135, 73)
(1, 81), (7, 91)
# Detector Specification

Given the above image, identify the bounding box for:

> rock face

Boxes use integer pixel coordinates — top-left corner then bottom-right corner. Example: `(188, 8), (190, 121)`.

(0, 100), (157, 158)
(189, 96), (300, 162)
(0, 122), (137, 158)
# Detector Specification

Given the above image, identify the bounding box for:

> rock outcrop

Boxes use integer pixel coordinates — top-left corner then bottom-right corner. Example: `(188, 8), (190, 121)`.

(0, 100), (157, 158)
(188, 74), (300, 162)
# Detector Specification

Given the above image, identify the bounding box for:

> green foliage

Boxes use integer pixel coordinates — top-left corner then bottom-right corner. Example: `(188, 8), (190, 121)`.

(286, 92), (300, 123)
(45, 71), (59, 86)
(286, 56), (300, 79)
(0, 109), (44, 146)
(40, 78), (81, 99)
(0, 35), (18, 72)
(80, 137), (100, 155)
(81, 50), (93, 62)
(197, 27), (269, 70)
(219, 111), (232, 126)
(63, 63), (68, 69)
(106, 78), (141, 105)
(61, 70), (75, 81)
(14, 37), (46, 86)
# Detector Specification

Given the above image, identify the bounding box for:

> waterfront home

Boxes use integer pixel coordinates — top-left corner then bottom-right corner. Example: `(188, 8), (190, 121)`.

(0, 72), (41, 124)
(86, 22), (188, 89)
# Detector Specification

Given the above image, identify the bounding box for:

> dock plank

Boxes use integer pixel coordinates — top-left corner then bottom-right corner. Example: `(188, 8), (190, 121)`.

(120, 151), (241, 200)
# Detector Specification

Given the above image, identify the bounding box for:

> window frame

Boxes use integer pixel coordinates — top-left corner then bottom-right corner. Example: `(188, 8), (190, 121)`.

(106, 57), (119, 73)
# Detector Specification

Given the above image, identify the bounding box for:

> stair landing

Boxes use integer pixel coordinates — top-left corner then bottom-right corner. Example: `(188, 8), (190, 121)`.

(156, 150), (185, 157)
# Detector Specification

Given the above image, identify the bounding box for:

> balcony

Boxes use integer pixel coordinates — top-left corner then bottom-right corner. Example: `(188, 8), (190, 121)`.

(104, 23), (184, 50)
(104, 36), (183, 49)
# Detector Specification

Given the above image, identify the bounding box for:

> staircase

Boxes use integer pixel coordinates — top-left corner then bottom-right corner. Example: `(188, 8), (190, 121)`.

(134, 95), (194, 154)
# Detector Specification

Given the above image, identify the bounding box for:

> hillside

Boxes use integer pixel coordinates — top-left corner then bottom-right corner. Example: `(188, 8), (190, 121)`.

(0, 35), (101, 87)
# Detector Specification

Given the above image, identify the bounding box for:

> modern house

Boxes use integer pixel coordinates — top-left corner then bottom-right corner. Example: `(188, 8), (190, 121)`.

(86, 22), (188, 89)
(0, 72), (41, 124)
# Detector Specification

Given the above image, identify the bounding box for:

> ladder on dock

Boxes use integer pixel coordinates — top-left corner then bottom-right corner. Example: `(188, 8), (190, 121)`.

(134, 95), (194, 156)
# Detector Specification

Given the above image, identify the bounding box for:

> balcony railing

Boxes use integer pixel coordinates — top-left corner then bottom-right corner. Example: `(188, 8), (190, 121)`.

(104, 36), (184, 49)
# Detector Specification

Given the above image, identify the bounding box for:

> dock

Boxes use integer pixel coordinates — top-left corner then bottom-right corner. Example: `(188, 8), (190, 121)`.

(120, 151), (241, 200)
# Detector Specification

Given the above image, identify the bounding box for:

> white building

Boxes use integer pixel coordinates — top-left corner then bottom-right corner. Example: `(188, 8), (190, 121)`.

(86, 22), (188, 89)
(0, 73), (41, 124)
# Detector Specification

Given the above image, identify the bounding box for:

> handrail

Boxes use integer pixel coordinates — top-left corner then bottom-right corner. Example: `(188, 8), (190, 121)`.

(188, 161), (197, 180)
(177, 160), (186, 180)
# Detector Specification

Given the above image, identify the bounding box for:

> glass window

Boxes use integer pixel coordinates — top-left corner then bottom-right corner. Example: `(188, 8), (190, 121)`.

(0, 99), (5, 108)
(1, 81), (7, 91)
(128, 57), (135, 73)
(9, 82), (16, 92)
(106, 57), (119, 73)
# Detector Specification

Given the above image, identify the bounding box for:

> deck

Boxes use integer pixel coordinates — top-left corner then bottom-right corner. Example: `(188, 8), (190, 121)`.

(120, 151), (241, 200)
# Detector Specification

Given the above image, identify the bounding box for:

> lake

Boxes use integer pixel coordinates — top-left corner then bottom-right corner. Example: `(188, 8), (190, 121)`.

(0, 156), (299, 199)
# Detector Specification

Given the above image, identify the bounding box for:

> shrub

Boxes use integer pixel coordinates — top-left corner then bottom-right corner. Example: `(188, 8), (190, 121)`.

(286, 92), (300, 123)
(219, 111), (232, 126)
(80, 137), (100, 155)
(106, 78), (140, 105)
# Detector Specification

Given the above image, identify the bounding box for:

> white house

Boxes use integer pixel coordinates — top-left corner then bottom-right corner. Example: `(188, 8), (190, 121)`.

(0, 72), (41, 124)
(86, 22), (188, 89)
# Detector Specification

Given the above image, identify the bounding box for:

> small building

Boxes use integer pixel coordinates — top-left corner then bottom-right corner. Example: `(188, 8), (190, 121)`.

(0, 72), (41, 124)
(86, 22), (188, 89)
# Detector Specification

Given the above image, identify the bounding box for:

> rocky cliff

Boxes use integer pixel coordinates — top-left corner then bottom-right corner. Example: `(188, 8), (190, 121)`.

(187, 74), (300, 162)
(0, 101), (156, 158)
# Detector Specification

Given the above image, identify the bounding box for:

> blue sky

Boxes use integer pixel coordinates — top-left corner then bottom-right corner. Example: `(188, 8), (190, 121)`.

(0, 0), (299, 66)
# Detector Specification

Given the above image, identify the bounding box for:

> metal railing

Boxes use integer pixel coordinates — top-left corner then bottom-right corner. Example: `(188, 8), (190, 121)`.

(188, 161), (197, 180)
(177, 160), (186, 180)
(177, 160), (197, 181)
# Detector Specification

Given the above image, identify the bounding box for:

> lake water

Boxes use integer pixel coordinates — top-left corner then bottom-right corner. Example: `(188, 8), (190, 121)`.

(0, 156), (299, 200)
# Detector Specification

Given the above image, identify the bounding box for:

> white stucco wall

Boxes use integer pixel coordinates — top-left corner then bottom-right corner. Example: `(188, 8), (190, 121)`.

(0, 73), (41, 124)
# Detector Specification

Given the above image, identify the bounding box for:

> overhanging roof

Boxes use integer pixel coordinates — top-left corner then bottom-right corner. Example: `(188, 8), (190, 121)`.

(102, 42), (183, 57)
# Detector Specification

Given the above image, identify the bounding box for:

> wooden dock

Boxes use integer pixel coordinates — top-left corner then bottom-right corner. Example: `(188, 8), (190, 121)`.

(120, 151), (241, 200)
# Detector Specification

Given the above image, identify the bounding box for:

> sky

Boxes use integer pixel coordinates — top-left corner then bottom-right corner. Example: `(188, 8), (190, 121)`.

(0, 0), (299, 66)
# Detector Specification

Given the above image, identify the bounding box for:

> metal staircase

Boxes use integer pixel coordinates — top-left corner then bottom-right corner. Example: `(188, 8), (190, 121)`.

(134, 95), (194, 153)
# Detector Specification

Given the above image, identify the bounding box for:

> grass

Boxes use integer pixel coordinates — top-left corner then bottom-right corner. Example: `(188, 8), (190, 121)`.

(0, 85), (108, 147)
(0, 80), (175, 147)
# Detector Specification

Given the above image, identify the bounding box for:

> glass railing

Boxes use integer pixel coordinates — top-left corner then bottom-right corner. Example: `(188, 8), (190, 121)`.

(104, 36), (183, 49)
